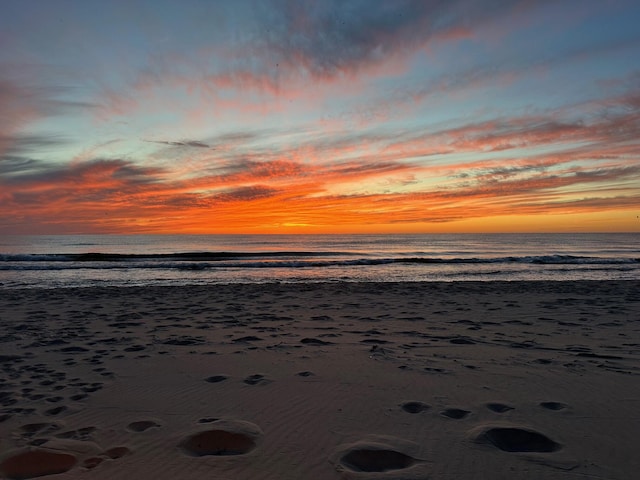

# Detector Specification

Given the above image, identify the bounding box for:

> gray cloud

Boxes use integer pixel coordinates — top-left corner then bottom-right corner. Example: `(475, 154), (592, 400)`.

(258, 0), (529, 79)
(0, 134), (67, 158)
(123, 0), (539, 98)
(0, 157), (163, 188)
(145, 139), (211, 148)
(0, 73), (93, 161)
(0, 156), (44, 176)
(215, 185), (279, 202)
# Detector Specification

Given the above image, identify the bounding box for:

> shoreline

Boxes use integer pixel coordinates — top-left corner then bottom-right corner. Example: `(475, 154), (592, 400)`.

(1, 280), (639, 479)
(3, 277), (640, 291)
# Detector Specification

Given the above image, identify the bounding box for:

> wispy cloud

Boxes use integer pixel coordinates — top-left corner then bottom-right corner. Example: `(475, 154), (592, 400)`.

(94, 0), (541, 119)
(0, 69), (93, 163)
(3, 95), (638, 232)
(1, 1), (639, 233)
(145, 139), (211, 148)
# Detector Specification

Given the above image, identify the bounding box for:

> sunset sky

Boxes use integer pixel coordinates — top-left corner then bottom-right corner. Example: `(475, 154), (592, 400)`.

(1, 0), (639, 234)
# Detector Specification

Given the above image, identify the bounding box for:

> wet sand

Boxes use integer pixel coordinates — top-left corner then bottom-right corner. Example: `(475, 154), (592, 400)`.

(1, 281), (639, 479)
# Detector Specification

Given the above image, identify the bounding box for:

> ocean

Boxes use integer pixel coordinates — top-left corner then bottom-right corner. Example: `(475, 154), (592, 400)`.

(0, 233), (638, 289)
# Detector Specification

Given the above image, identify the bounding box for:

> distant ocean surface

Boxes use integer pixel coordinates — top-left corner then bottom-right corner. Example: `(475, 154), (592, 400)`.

(0, 233), (638, 289)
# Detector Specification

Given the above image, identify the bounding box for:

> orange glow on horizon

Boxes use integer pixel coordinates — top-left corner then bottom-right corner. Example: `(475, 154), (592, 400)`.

(2, 149), (638, 235)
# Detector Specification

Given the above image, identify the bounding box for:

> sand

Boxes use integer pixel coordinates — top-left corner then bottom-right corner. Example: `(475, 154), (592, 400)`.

(0, 280), (639, 479)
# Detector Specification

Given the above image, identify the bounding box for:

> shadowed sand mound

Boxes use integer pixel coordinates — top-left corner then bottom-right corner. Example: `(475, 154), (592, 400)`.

(473, 426), (561, 453)
(179, 420), (262, 457)
(0, 449), (77, 479)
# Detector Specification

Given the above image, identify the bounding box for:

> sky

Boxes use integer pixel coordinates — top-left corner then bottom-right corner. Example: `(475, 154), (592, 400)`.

(1, 0), (639, 234)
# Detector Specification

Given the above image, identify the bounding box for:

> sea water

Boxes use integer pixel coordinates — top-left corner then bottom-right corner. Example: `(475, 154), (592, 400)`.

(0, 233), (638, 289)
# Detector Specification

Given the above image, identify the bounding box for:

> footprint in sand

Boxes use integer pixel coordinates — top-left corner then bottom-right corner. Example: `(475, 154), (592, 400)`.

(340, 449), (415, 472)
(197, 417), (219, 424)
(127, 420), (162, 433)
(400, 401), (430, 414)
(82, 446), (131, 471)
(55, 426), (97, 441)
(104, 446), (131, 459)
(471, 425), (561, 453)
(43, 405), (67, 417)
(82, 456), (105, 469)
(0, 449), (77, 479)
(330, 435), (425, 475)
(440, 408), (471, 419)
(540, 401), (568, 411)
(19, 422), (62, 438)
(179, 419), (262, 457)
(486, 402), (515, 413)
(243, 374), (270, 386)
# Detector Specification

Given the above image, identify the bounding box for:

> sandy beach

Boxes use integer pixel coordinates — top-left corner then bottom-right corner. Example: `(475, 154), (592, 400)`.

(1, 281), (639, 479)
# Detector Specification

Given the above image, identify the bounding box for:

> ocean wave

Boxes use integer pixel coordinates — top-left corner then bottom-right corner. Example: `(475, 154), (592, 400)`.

(0, 252), (638, 271)
(402, 255), (639, 265)
(0, 251), (342, 262)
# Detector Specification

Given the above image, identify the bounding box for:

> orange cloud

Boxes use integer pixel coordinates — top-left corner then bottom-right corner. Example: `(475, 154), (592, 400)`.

(3, 78), (640, 234)
(2, 140), (638, 234)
